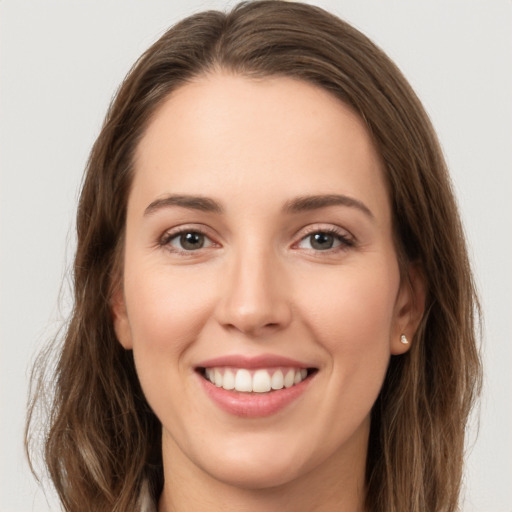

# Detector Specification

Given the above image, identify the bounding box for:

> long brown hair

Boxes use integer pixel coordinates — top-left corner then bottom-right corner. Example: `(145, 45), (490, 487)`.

(26, 2), (482, 511)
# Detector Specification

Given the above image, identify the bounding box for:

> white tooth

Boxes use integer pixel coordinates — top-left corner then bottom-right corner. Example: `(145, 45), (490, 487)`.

(300, 369), (307, 380)
(271, 370), (284, 390)
(284, 369), (295, 388)
(214, 369), (223, 387)
(235, 369), (252, 392)
(294, 370), (302, 385)
(206, 368), (215, 383)
(253, 369), (272, 393)
(222, 369), (235, 390)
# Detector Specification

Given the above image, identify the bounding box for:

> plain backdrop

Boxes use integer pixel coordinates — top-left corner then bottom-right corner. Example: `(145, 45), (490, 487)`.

(1, 1), (511, 511)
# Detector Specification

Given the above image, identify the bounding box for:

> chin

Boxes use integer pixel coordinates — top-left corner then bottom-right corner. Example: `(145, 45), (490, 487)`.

(204, 456), (306, 490)
(186, 431), (317, 490)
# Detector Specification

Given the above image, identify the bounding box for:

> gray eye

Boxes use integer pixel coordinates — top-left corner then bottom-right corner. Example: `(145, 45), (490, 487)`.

(297, 230), (350, 252)
(309, 232), (335, 250)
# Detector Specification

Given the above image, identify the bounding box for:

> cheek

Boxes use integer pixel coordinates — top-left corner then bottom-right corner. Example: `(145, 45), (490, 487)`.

(122, 259), (219, 427)
(299, 259), (399, 375)
(124, 261), (212, 345)
(122, 258), (218, 403)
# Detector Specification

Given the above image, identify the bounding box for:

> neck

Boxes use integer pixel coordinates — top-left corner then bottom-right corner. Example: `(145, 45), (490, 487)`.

(158, 428), (368, 512)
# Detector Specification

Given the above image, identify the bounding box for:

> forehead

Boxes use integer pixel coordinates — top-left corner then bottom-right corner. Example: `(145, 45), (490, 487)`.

(131, 73), (389, 223)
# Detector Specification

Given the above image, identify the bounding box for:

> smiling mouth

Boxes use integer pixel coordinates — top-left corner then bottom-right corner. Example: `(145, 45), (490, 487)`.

(197, 367), (317, 393)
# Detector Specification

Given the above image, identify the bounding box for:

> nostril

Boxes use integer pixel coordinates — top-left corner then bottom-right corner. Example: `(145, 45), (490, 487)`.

(222, 320), (283, 337)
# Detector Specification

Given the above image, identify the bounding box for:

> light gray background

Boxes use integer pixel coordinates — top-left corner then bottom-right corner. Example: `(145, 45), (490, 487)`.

(1, 1), (511, 511)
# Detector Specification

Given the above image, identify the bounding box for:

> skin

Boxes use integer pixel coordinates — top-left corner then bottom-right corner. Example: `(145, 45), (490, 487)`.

(113, 73), (425, 512)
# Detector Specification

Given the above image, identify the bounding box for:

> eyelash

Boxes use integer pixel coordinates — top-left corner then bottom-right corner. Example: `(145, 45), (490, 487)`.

(158, 225), (355, 255)
(294, 226), (355, 253)
(158, 226), (217, 255)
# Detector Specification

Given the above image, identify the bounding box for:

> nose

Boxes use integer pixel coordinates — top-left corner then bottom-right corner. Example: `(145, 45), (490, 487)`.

(214, 246), (292, 337)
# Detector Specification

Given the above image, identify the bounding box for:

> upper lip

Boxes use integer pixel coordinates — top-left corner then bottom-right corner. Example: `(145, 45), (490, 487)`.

(196, 353), (313, 369)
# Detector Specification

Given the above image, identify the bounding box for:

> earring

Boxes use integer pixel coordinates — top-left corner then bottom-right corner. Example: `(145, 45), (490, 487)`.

(400, 334), (409, 345)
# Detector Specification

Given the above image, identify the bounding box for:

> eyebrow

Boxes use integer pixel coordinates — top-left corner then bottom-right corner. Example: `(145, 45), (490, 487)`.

(144, 193), (374, 219)
(283, 194), (374, 220)
(144, 194), (223, 216)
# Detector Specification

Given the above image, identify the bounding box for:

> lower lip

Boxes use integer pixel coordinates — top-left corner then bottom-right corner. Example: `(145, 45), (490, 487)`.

(198, 373), (313, 418)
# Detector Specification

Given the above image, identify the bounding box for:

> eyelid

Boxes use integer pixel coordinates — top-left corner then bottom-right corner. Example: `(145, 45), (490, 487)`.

(158, 224), (220, 252)
(157, 223), (355, 255)
(291, 224), (356, 251)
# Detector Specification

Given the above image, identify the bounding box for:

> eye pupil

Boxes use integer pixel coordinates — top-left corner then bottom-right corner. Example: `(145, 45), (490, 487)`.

(180, 232), (204, 250)
(310, 232), (334, 250)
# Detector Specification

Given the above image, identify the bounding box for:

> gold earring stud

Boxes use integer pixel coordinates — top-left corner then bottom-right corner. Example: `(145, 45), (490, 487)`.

(400, 334), (409, 345)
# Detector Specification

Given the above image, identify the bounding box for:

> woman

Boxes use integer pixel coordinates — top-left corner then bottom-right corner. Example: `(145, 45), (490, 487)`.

(25, 1), (482, 511)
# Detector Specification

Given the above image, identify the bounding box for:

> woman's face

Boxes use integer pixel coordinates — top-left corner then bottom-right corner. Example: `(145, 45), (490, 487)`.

(113, 73), (420, 491)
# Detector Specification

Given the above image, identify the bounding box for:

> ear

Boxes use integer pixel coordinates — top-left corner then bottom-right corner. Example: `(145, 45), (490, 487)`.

(390, 263), (426, 355)
(111, 282), (134, 350)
